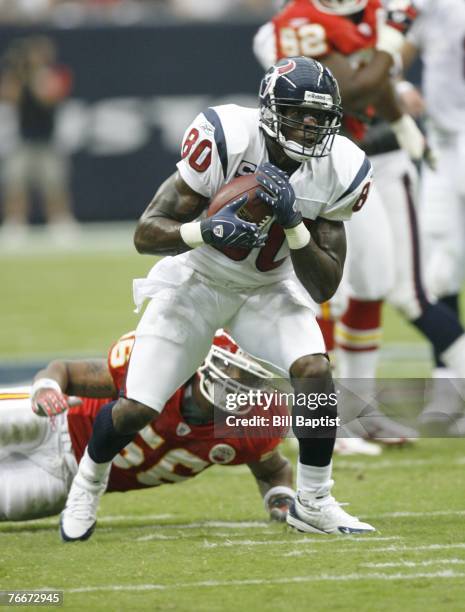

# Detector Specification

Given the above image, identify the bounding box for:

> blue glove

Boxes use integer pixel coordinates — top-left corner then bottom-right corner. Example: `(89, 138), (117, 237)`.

(200, 194), (267, 249)
(256, 162), (302, 229)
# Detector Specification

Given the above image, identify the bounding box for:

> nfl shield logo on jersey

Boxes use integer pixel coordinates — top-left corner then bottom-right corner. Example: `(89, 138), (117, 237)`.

(213, 225), (224, 238)
(208, 444), (236, 464)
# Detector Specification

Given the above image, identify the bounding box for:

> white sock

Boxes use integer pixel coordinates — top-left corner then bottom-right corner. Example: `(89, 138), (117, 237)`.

(422, 367), (464, 418)
(78, 448), (111, 484)
(441, 335), (465, 378)
(297, 461), (332, 493)
(335, 347), (380, 378)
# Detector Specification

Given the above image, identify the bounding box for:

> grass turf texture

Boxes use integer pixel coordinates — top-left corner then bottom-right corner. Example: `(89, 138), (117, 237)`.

(1, 249), (464, 610)
(1, 251), (426, 359)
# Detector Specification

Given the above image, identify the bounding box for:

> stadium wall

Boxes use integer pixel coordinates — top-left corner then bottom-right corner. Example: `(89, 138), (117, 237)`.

(0, 24), (422, 223)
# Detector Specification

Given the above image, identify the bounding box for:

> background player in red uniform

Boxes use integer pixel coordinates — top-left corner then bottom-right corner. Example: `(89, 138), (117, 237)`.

(254, 0), (465, 442)
(0, 331), (294, 528)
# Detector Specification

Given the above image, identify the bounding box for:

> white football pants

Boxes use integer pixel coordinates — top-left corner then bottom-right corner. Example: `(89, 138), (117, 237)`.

(0, 389), (77, 521)
(419, 129), (465, 298)
(126, 256), (326, 411)
(343, 149), (429, 320)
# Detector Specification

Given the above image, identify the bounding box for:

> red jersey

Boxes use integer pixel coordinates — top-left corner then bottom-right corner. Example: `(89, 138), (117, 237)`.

(271, 0), (383, 139)
(67, 333), (284, 493)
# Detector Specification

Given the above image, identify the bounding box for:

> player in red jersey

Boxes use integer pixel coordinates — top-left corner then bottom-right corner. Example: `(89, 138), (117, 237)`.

(254, 0), (412, 134)
(254, 0), (465, 444)
(0, 331), (294, 525)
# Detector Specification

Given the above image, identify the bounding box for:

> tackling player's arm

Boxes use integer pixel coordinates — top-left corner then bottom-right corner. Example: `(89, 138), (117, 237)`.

(401, 39), (418, 71)
(247, 450), (294, 522)
(321, 51), (401, 120)
(34, 359), (117, 398)
(31, 359), (117, 417)
(134, 171), (209, 256)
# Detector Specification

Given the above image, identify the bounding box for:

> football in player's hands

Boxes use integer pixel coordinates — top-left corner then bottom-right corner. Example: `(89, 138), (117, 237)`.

(201, 195), (267, 249)
(268, 493), (294, 522)
(256, 162), (302, 229)
(207, 174), (274, 231)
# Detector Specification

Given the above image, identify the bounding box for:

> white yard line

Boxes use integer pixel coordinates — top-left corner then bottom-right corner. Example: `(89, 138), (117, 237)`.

(61, 570), (465, 594)
(335, 457), (464, 471)
(373, 544), (465, 553)
(362, 510), (465, 519)
(363, 559), (465, 568)
(203, 536), (401, 548)
(2, 511), (464, 532)
(100, 513), (173, 522)
(283, 543), (465, 557)
(0, 513), (175, 528)
(137, 527), (272, 542)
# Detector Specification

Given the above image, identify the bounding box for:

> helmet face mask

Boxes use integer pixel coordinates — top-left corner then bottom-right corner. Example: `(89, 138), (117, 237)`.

(198, 333), (275, 416)
(259, 57), (343, 161)
(311, 0), (368, 15)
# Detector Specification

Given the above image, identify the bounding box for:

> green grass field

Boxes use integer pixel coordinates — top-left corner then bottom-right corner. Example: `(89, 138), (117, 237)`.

(1, 244), (464, 611)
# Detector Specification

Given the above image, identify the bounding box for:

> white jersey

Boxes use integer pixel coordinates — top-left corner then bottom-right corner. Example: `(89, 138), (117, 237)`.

(407, 0), (465, 134)
(176, 104), (372, 287)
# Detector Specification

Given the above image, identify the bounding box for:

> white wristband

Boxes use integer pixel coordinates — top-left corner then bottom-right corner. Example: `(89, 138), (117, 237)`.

(31, 377), (62, 398)
(376, 24), (405, 60)
(263, 486), (295, 512)
(284, 222), (311, 250)
(180, 222), (205, 249)
(390, 114), (425, 160)
(395, 80), (415, 96)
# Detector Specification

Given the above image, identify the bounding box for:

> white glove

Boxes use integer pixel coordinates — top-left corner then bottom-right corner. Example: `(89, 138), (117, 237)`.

(390, 114), (425, 160)
(31, 378), (81, 417)
(376, 23), (406, 66)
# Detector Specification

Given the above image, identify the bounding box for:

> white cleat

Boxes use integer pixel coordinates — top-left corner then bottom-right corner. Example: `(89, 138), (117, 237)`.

(364, 417), (418, 445)
(287, 483), (376, 535)
(334, 436), (382, 456)
(344, 410), (418, 445)
(60, 469), (109, 542)
(449, 416), (465, 437)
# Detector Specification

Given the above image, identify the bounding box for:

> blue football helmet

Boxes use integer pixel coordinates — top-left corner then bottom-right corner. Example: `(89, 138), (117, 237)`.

(259, 57), (343, 162)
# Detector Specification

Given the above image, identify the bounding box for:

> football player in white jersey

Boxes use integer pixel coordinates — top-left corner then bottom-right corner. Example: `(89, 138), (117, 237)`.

(401, 0), (465, 428)
(60, 57), (376, 541)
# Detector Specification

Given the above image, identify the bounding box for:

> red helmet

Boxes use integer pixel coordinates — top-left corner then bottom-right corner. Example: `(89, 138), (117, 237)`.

(311, 0), (368, 15)
(197, 330), (275, 415)
(384, 0), (418, 33)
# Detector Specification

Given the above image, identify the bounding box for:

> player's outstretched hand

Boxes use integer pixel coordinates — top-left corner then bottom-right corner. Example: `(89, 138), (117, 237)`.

(256, 162), (301, 229)
(267, 492), (294, 522)
(201, 194), (267, 249)
(31, 379), (81, 417)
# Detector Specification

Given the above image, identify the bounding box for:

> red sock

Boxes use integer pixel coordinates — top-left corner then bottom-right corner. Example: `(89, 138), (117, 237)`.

(335, 299), (383, 378)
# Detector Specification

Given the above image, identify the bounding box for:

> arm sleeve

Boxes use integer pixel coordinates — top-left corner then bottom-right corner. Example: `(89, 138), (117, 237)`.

(322, 155), (373, 221)
(176, 110), (226, 200)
